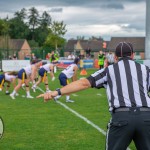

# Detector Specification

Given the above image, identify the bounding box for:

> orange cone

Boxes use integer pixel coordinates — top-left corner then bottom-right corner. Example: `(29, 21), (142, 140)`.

(94, 59), (99, 68)
(80, 69), (87, 75)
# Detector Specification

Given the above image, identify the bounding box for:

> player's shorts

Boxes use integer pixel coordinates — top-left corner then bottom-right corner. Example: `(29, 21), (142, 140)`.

(39, 68), (47, 82)
(18, 69), (27, 82)
(39, 68), (47, 77)
(0, 74), (5, 87)
(59, 73), (69, 86)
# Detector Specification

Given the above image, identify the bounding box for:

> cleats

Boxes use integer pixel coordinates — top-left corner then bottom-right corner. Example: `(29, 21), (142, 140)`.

(66, 99), (74, 103)
(22, 83), (25, 90)
(31, 86), (36, 92)
(15, 93), (19, 96)
(6, 91), (10, 95)
(26, 95), (34, 99)
(10, 94), (15, 100)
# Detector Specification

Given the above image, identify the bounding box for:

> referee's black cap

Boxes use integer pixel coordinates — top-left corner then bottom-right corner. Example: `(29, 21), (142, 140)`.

(115, 42), (134, 57)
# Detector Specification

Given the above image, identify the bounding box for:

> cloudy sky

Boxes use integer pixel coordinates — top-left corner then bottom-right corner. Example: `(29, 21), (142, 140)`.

(0, 0), (146, 40)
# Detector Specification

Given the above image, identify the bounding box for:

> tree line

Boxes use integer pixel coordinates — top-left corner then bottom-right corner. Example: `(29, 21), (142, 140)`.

(0, 7), (67, 52)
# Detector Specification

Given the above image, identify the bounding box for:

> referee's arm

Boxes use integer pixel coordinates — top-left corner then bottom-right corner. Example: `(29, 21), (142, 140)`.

(37, 68), (107, 101)
(87, 68), (107, 89)
(37, 78), (91, 101)
(59, 68), (107, 95)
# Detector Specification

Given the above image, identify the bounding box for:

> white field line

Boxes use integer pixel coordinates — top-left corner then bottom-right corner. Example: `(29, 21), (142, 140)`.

(36, 86), (106, 135)
(72, 94), (78, 96)
(36, 86), (131, 150)
(97, 93), (102, 96)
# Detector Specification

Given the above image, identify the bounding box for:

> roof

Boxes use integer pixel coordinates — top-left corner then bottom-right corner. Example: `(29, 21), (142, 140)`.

(0, 38), (26, 50)
(64, 39), (104, 52)
(79, 40), (103, 52)
(107, 37), (145, 52)
(9, 39), (26, 50)
(64, 39), (78, 52)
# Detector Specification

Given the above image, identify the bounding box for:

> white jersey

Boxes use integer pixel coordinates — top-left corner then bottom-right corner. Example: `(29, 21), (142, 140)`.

(23, 65), (32, 76)
(62, 64), (77, 79)
(5, 73), (17, 82)
(42, 64), (53, 72)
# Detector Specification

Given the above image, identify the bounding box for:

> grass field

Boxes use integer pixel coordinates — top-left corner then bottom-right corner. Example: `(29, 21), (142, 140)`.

(0, 69), (136, 150)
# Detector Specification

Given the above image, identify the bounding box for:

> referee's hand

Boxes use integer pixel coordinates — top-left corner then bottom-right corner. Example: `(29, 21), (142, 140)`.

(37, 91), (58, 102)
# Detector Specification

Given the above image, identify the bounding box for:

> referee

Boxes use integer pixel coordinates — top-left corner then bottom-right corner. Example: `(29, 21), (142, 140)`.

(37, 42), (150, 150)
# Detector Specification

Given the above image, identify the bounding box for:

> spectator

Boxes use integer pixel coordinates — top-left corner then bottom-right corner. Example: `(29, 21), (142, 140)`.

(105, 51), (115, 66)
(50, 51), (59, 64)
(86, 48), (91, 58)
(24, 54), (30, 60)
(46, 53), (51, 60)
(9, 56), (12, 60)
(68, 52), (75, 60)
(12, 54), (17, 60)
(98, 50), (105, 69)
(80, 59), (84, 70)
(31, 53), (36, 61)
(79, 54), (85, 60)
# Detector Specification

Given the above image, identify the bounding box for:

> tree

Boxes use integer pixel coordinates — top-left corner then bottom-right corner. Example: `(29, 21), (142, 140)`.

(14, 8), (27, 21)
(34, 11), (51, 46)
(0, 18), (10, 59)
(50, 21), (67, 50)
(28, 7), (39, 40)
(0, 19), (9, 35)
(8, 8), (29, 39)
(40, 11), (51, 28)
(34, 27), (51, 47)
(44, 33), (66, 50)
(8, 17), (29, 39)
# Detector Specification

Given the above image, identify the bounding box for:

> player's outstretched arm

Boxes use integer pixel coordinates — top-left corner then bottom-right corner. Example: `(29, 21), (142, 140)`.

(37, 78), (91, 102)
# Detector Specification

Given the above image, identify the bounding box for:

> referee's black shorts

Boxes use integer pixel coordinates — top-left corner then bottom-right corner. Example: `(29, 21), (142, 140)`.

(106, 107), (150, 150)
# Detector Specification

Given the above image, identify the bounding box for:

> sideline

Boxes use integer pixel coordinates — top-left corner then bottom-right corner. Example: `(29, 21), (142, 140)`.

(36, 86), (131, 150)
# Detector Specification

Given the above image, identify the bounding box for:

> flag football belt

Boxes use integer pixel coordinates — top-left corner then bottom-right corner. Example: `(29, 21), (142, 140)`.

(42, 70), (47, 82)
(114, 107), (150, 112)
(0, 76), (5, 88)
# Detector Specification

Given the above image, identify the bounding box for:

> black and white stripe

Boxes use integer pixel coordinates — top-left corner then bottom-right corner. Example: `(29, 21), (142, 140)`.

(88, 57), (150, 110)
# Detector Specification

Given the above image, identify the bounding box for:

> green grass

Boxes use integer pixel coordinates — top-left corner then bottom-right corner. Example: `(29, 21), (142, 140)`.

(0, 69), (136, 150)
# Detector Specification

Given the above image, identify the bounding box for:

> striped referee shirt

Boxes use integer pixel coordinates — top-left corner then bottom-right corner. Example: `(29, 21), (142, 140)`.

(87, 57), (150, 111)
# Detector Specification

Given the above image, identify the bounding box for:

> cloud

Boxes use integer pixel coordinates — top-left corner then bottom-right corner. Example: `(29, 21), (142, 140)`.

(49, 8), (63, 13)
(0, 0), (146, 40)
(0, 0), (144, 12)
(101, 3), (124, 9)
(65, 23), (145, 40)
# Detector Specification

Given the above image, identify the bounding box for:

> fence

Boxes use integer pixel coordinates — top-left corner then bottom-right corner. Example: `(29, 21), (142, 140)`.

(0, 48), (64, 61)
(0, 48), (20, 60)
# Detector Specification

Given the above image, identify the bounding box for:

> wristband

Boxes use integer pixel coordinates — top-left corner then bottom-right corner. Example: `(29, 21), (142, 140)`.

(56, 88), (61, 96)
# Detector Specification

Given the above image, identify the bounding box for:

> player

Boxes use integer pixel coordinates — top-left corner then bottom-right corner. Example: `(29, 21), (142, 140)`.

(55, 57), (80, 103)
(10, 60), (42, 99)
(32, 63), (55, 92)
(0, 71), (18, 95)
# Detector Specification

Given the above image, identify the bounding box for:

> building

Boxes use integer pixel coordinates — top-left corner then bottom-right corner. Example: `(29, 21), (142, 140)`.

(107, 37), (145, 59)
(0, 37), (31, 60)
(64, 39), (106, 59)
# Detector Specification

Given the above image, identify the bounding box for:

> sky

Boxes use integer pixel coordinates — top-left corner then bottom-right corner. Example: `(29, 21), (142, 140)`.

(0, 0), (146, 40)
